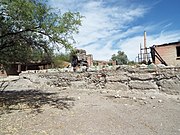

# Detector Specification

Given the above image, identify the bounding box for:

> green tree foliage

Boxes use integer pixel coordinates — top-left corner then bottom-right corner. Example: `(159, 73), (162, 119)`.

(0, 0), (82, 65)
(111, 51), (128, 65)
(128, 60), (137, 65)
(52, 53), (71, 68)
(54, 53), (70, 63)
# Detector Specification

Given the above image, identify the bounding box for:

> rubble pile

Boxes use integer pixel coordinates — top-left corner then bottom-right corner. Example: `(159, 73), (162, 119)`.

(1, 66), (180, 95)
(84, 72), (107, 89)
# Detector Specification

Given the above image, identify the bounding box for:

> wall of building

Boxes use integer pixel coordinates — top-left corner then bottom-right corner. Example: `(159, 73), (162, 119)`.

(0, 69), (7, 77)
(86, 54), (93, 67)
(155, 42), (180, 66)
(0, 64), (6, 77)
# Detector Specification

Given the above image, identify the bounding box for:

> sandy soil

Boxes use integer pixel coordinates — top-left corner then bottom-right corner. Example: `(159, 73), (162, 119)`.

(0, 84), (180, 135)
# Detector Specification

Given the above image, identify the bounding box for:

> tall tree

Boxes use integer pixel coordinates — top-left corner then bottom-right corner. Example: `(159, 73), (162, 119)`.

(0, 0), (82, 65)
(111, 51), (128, 65)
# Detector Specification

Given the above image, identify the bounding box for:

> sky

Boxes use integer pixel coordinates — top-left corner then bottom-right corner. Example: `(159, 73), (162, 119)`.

(48, 0), (180, 61)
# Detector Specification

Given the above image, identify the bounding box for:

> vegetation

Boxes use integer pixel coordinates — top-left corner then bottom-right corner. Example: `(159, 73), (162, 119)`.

(111, 51), (128, 65)
(127, 60), (137, 65)
(53, 53), (71, 68)
(52, 48), (82, 68)
(0, 0), (82, 65)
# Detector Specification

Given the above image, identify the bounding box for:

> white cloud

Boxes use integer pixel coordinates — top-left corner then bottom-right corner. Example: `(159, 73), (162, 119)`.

(48, 0), (180, 61)
(71, 0), (149, 60)
(121, 31), (180, 61)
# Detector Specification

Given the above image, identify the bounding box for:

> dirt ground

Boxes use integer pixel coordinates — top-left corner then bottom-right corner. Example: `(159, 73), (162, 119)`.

(0, 86), (180, 135)
(0, 69), (180, 135)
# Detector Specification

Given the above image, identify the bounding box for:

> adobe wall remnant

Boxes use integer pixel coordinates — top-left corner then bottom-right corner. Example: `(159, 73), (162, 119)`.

(1, 65), (180, 95)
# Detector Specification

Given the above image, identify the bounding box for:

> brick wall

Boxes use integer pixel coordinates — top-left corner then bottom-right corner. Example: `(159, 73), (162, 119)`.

(155, 43), (180, 66)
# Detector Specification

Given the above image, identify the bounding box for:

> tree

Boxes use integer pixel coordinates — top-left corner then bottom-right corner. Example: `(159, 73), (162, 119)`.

(52, 53), (71, 68)
(111, 51), (128, 65)
(0, 0), (82, 65)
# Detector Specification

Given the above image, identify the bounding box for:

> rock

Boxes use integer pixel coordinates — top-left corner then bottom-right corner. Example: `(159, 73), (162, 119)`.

(122, 95), (129, 98)
(157, 79), (180, 95)
(158, 100), (162, 103)
(150, 96), (156, 99)
(139, 97), (146, 100)
(114, 94), (121, 98)
(100, 91), (107, 94)
(140, 64), (148, 69)
(77, 96), (81, 100)
(129, 81), (158, 90)
(128, 73), (153, 81)
(148, 63), (157, 69)
(144, 101), (148, 104)
(132, 97), (137, 102)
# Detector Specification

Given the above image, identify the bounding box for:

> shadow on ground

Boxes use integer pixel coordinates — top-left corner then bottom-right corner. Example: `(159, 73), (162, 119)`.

(0, 89), (75, 115)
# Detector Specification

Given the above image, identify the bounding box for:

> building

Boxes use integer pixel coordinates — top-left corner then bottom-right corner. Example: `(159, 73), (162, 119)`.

(76, 49), (93, 67)
(153, 41), (180, 66)
(0, 61), (53, 76)
(0, 64), (7, 77)
(76, 49), (116, 67)
(86, 54), (93, 67)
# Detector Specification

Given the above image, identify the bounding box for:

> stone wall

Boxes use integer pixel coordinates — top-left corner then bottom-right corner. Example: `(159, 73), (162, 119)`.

(37, 66), (180, 95)
(1, 66), (180, 95)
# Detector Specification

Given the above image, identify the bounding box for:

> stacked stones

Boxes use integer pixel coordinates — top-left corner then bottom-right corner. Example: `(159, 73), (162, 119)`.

(1, 66), (179, 95)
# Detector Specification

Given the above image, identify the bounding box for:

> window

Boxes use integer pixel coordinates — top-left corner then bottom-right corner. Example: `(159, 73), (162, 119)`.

(176, 46), (180, 57)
